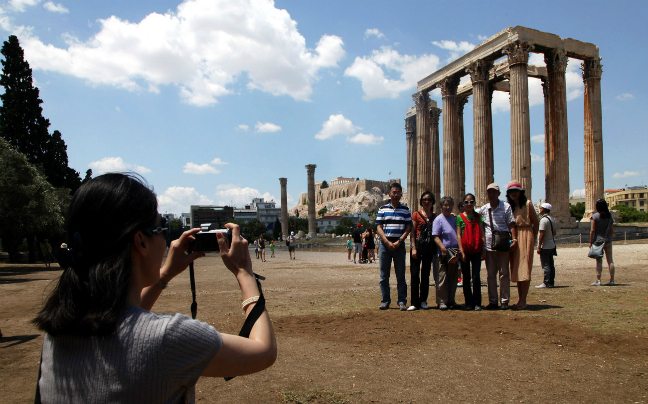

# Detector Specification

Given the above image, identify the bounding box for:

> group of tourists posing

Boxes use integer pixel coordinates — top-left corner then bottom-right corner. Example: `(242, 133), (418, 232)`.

(375, 181), (616, 312)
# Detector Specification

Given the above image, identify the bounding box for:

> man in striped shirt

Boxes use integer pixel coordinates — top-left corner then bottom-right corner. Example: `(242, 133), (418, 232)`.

(376, 183), (412, 311)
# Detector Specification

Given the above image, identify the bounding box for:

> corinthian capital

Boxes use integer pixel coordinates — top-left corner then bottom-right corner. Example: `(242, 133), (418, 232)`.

(428, 107), (441, 125)
(581, 57), (603, 81)
(545, 48), (568, 74)
(503, 41), (534, 66)
(467, 59), (492, 83)
(405, 115), (416, 134)
(305, 164), (317, 175)
(412, 91), (429, 111)
(439, 76), (460, 98)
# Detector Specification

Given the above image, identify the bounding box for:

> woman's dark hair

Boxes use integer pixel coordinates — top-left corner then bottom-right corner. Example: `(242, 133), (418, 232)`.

(464, 193), (476, 202)
(366, 228), (374, 237)
(419, 191), (435, 206)
(34, 173), (158, 336)
(506, 189), (528, 211)
(596, 199), (611, 219)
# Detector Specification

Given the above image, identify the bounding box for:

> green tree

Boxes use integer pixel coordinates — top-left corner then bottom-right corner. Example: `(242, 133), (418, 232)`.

(82, 169), (93, 184)
(168, 219), (184, 230)
(320, 180), (329, 189)
(569, 202), (585, 221)
(241, 219), (268, 241)
(0, 138), (66, 261)
(318, 207), (327, 217)
(611, 205), (648, 223)
(272, 218), (282, 240)
(0, 35), (81, 193)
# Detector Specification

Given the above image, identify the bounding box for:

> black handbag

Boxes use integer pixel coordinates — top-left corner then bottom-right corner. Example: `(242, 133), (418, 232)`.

(489, 208), (511, 252)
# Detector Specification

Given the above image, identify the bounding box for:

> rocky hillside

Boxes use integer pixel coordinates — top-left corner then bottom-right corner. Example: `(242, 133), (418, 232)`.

(291, 187), (408, 218)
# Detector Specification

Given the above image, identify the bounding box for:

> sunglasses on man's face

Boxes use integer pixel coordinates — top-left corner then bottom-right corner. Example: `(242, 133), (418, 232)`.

(144, 217), (170, 240)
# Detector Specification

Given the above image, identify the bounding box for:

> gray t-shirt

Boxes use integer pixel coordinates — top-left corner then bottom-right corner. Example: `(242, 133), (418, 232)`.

(39, 305), (222, 403)
(538, 215), (556, 249)
(591, 212), (614, 244)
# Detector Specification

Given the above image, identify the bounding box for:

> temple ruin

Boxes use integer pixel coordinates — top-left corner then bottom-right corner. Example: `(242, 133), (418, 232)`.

(406, 26), (603, 228)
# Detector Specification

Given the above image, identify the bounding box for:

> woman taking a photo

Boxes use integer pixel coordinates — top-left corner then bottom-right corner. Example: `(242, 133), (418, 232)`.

(33, 173), (276, 402)
(506, 181), (539, 310)
(590, 199), (615, 286)
(407, 191), (437, 311)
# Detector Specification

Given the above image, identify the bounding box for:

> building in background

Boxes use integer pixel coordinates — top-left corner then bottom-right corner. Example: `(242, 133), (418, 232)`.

(231, 198), (281, 230)
(605, 186), (648, 212)
(317, 215), (343, 233)
(190, 206), (234, 230)
(180, 213), (191, 228)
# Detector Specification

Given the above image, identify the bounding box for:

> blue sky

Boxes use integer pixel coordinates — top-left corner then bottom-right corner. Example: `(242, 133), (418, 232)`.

(1, 0), (646, 214)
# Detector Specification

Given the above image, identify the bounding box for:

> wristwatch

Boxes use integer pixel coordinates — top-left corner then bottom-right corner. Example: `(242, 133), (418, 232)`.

(157, 279), (168, 289)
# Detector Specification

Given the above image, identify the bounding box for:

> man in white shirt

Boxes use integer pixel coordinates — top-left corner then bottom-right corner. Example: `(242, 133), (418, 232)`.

(536, 203), (557, 288)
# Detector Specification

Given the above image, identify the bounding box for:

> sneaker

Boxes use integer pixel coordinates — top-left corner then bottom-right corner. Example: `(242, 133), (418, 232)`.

(420, 302), (429, 310)
(448, 302), (459, 310)
(500, 303), (509, 310)
(591, 280), (601, 286)
(399, 303), (408, 311)
(547, 284), (554, 288)
(438, 303), (448, 311)
(465, 305), (475, 311)
(457, 282), (463, 287)
(535, 283), (547, 289)
(607, 280), (615, 286)
(474, 306), (483, 311)
(407, 305), (418, 311)
(379, 302), (389, 310)
(485, 303), (498, 310)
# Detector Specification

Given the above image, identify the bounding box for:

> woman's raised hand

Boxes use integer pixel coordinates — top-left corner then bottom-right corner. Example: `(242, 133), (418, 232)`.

(217, 223), (253, 277)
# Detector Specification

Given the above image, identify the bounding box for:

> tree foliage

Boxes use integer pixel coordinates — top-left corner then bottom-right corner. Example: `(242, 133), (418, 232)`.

(320, 180), (328, 189)
(0, 138), (66, 260)
(241, 219), (268, 241)
(611, 205), (648, 223)
(318, 207), (327, 217)
(569, 202), (585, 221)
(272, 218), (282, 240)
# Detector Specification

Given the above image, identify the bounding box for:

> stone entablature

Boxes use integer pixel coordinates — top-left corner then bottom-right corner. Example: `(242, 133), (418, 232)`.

(299, 178), (400, 206)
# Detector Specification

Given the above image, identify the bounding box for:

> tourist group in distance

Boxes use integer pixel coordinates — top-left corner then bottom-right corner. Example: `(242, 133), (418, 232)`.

(373, 181), (616, 312)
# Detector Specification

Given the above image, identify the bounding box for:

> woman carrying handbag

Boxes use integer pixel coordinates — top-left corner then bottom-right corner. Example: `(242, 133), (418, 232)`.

(589, 199), (615, 286)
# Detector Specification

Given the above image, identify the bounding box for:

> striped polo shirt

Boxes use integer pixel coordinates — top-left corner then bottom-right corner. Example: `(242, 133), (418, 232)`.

(376, 202), (412, 240)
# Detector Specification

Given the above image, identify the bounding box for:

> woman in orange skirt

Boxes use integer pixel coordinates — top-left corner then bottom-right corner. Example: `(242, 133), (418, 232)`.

(507, 181), (539, 309)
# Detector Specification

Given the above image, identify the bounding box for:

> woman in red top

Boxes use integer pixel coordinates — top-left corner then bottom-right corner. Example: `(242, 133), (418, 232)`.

(407, 191), (437, 310)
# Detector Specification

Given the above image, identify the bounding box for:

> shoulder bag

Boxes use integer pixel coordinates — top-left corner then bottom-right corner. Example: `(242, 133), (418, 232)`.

(489, 208), (511, 252)
(588, 219), (610, 259)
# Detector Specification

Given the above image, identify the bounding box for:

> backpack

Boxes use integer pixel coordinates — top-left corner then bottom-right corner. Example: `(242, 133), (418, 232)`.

(459, 213), (483, 253)
(415, 211), (435, 255)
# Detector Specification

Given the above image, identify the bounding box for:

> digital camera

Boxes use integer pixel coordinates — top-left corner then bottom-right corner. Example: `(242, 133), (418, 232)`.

(192, 229), (232, 252)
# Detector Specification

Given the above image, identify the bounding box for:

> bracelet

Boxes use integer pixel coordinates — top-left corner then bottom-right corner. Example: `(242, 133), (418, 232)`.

(241, 295), (260, 311)
(157, 279), (168, 289)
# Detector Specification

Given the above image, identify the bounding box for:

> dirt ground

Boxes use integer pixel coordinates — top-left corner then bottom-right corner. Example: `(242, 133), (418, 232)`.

(1, 242), (648, 403)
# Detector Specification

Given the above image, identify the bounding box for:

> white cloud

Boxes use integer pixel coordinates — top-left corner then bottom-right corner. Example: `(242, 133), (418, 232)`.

(182, 162), (219, 175)
(17, 0), (345, 106)
(612, 171), (641, 179)
(88, 156), (151, 175)
(215, 184), (275, 206)
(210, 157), (228, 165)
(157, 186), (213, 214)
(531, 134), (544, 144)
(571, 188), (585, 198)
(115, 106), (121, 112)
(9, 0), (39, 12)
(43, 1), (68, 13)
(255, 121), (281, 133)
(344, 46), (439, 99)
(364, 28), (384, 39)
(617, 93), (634, 101)
(431, 40), (476, 61)
(315, 114), (359, 140)
(477, 35), (489, 41)
(346, 133), (384, 145)
(236, 124), (249, 131)
(531, 153), (544, 163)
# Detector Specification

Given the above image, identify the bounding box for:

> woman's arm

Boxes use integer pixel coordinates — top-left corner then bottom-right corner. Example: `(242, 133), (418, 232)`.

(140, 228), (204, 311)
(529, 202), (540, 237)
(201, 223), (276, 377)
(589, 219), (596, 246)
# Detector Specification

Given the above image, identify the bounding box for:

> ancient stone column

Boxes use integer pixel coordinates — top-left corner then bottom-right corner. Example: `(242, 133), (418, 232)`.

(279, 177), (288, 240)
(582, 57), (604, 217)
(413, 92), (430, 202)
(429, 106), (442, 210)
(405, 111), (417, 210)
(468, 59), (494, 207)
(545, 48), (573, 227)
(457, 95), (469, 202)
(542, 78), (552, 204)
(441, 75), (461, 210)
(504, 41), (534, 198)
(305, 164), (317, 236)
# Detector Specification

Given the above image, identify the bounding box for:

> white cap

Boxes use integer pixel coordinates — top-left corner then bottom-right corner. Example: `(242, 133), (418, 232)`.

(291, 231), (294, 235)
(541, 203), (552, 210)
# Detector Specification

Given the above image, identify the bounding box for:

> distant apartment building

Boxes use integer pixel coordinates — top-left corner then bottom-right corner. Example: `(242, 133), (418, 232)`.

(605, 186), (648, 212)
(180, 213), (191, 228)
(232, 198), (281, 231)
(317, 216), (343, 233)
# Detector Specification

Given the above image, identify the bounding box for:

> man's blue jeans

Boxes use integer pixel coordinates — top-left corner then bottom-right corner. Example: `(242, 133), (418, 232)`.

(379, 241), (407, 305)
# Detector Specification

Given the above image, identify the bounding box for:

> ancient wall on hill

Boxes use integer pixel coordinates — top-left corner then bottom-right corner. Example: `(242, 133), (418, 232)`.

(298, 178), (400, 206)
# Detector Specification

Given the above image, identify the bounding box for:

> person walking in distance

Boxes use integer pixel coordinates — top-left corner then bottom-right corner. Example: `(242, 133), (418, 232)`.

(376, 183), (412, 311)
(536, 203), (557, 289)
(287, 231), (296, 260)
(352, 223), (363, 264)
(479, 183), (517, 310)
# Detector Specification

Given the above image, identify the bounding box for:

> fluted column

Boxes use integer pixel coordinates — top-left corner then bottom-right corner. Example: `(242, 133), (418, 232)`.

(279, 177), (288, 240)
(305, 164), (317, 236)
(542, 78), (552, 204)
(457, 95), (469, 201)
(414, 92), (431, 201)
(405, 113), (417, 210)
(545, 48), (572, 228)
(505, 41), (534, 197)
(582, 57), (604, 217)
(429, 106), (442, 212)
(441, 75), (461, 211)
(468, 59), (494, 207)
